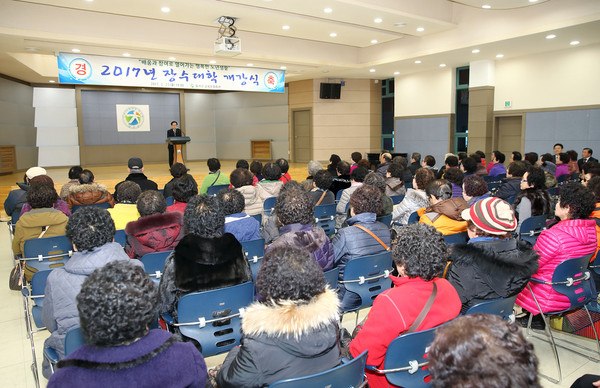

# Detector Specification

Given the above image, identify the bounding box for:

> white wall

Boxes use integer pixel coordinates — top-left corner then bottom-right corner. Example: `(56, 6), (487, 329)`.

(394, 69), (454, 117)
(184, 92), (217, 160)
(494, 44), (600, 111)
(33, 88), (79, 167)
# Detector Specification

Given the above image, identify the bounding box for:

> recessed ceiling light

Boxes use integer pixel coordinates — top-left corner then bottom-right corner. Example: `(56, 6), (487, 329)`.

(472, 49), (480, 53)
(209, 60), (217, 64)
(570, 40), (580, 45)
(496, 54), (504, 58)
(482, 4), (491, 9)
(529, 0), (539, 2)
(123, 53), (131, 57)
(161, 7), (170, 13)
(440, 64), (447, 67)
(414, 60), (422, 64)
(247, 63), (254, 66)
(72, 49), (80, 53)
(374, 18), (382, 23)
(85, 0), (93, 2)
(369, 69), (376, 73)
(416, 27), (425, 32)
(371, 39), (378, 44)
(168, 57), (176, 60)
(394, 22), (406, 27)
(282, 25), (290, 30)
(324, 8), (332, 13)
(394, 71), (400, 75)
(546, 34), (556, 39)
(49, 80), (56, 83)
(329, 32), (337, 37)
(280, 66), (287, 70)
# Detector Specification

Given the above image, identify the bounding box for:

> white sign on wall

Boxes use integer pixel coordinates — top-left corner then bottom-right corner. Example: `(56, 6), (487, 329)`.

(116, 104), (151, 132)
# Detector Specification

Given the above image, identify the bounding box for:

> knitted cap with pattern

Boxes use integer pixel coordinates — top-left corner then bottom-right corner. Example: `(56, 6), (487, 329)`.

(460, 197), (517, 235)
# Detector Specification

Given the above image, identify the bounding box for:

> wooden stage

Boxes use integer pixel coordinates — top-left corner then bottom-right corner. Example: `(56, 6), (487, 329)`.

(0, 160), (312, 218)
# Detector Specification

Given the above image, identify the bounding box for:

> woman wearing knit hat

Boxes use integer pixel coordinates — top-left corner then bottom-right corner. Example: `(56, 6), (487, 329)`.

(445, 197), (539, 314)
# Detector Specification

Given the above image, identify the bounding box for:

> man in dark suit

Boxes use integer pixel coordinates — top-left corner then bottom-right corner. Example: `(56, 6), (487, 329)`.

(167, 121), (182, 167)
(578, 147), (598, 170)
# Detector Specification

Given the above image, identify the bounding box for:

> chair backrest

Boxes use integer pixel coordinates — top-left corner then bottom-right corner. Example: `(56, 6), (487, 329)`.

(518, 214), (548, 246)
(552, 254), (596, 309)
(547, 186), (559, 196)
(250, 213), (262, 225)
(380, 327), (437, 388)
(390, 195), (405, 205)
(342, 252), (393, 311)
(165, 196), (175, 206)
(268, 350), (368, 388)
(176, 282), (255, 357)
(404, 181), (413, 190)
(324, 267), (340, 290)
(241, 238), (266, 282)
(29, 269), (52, 308)
(263, 196), (277, 216)
(443, 232), (468, 246)
(556, 174), (570, 183)
(207, 184), (230, 196)
(64, 327), (85, 356)
(407, 211), (420, 224)
(487, 181), (502, 193)
(114, 229), (127, 247)
(23, 235), (73, 272)
(315, 203), (337, 236)
(377, 214), (392, 228)
(141, 250), (172, 283)
(335, 190), (344, 202)
(72, 202), (111, 213)
(464, 295), (518, 322)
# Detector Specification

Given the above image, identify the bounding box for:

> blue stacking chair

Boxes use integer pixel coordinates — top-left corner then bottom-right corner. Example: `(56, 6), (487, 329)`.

(165, 196), (175, 206)
(377, 214), (392, 228)
(241, 238), (265, 282)
(114, 229), (127, 247)
(335, 190), (343, 203)
(140, 250), (172, 284)
(487, 181), (502, 193)
(407, 211), (420, 224)
(524, 254), (600, 384)
(44, 327), (85, 374)
(390, 195), (404, 205)
(22, 235), (73, 274)
(366, 326), (437, 388)
(314, 203), (336, 236)
(207, 184), (230, 196)
(464, 295), (518, 323)
(269, 350), (368, 388)
(404, 181), (413, 190)
(71, 202), (111, 213)
(263, 196), (277, 217)
(517, 214), (548, 246)
(163, 282), (255, 357)
(8, 209), (20, 234)
(443, 231), (468, 246)
(556, 174), (570, 184)
(323, 267), (340, 291)
(250, 213), (262, 225)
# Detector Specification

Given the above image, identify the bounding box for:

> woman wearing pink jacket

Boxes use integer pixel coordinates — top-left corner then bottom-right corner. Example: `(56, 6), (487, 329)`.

(516, 183), (598, 322)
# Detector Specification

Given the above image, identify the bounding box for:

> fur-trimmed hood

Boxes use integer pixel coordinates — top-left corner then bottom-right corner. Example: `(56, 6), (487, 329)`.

(242, 288), (340, 339)
(68, 182), (108, 194)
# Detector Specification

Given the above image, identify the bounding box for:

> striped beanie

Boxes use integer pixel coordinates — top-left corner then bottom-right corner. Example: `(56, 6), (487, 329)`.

(460, 197), (517, 235)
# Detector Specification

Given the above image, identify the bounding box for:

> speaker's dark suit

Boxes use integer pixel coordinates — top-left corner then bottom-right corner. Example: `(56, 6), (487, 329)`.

(167, 128), (182, 167)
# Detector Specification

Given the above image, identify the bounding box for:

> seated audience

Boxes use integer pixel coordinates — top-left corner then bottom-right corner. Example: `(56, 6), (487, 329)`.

(350, 151), (362, 173)
(261, 181), (304, 244)
(511, 151), (523, 162)
(230, 168), (262, 216)
(364, 172), (393, 216)
(199, 158), (230, 194)
(12, 182), (68, 259)
(514, 166), (552, 230)
(495, 161), (527, 201)
(582, 161), (600, 186)
(255, 162), (284, 202)
(566, 149), (580, 175)
(236, 159), (249, 170)
(437, 154), (458, 179)
(444, 167), (464, 198)
(462, 175), (490, 206)
(460, 156), (478, 177)
(446, 197), (538, 313)
(408, 152), (421, 175)
(350, 223), (461, 388)
(65, 169), (115, 210)
(357, 158), (371, 170)
(524, 151), (539, 166)
(392, 156), (413, 183)
(539, 153), (557, 176)
(475, 150), (487, 168)
(47, 261), (207, 388)
(330, 161), (352, 196)
(327, 154), (341, 177)
(336, 167), (368, 228)
(422, 154), (437, 174)
(276, 158), (292, 183)
(158, 194), (252, 323)
(578, 147), (598, 171)
(59, 166), (83, 200)
(516, 183), (597, 326)
(488, 150), (507, 177)
(166, 174), (198, 214)
(216, 247), (340, 387)
(20, 175), (70, 217)
(42, 207), (138, 377)
(124, 190), (183, 259)
(217, 188), (260, 243)
(301, 160), (323, 191)
(428, 314), (540, 388)
(163, 163), (196, 199)
(250, 160), (263, 183)
(391, 168), (435, 224)
(309, 170), (335, 206)
(4, 166), (47, 217)
(555, 152), (570, 179)
(333, 185), (391, 310)
(113, 157), (158, 197)
(267, 188), (334, 270)
(107, 181), (141, 230)
(376, 152), (392, 177)
(385, 162), (406, 197)
(418, 180), (468, 235)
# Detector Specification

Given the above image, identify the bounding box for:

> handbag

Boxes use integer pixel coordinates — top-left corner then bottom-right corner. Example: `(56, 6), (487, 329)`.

(8, 262), (22, 291)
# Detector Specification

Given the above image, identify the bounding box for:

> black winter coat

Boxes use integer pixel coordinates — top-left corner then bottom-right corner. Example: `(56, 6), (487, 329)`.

(446, 238), (539, 313)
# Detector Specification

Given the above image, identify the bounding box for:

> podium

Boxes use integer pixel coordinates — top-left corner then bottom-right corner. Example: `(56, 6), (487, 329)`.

(166, 136), (190, 165)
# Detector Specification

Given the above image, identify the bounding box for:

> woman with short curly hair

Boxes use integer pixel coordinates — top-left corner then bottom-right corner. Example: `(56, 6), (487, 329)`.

(217, 247), (340, 387)
(47, 261), (207, 388)
(349, 224), (461, 388)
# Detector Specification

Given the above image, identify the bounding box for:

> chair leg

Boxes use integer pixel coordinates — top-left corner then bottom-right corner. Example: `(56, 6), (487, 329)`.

(583, 305), (600, 360)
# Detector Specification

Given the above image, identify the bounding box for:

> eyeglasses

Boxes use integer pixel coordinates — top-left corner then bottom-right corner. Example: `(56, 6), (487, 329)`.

(521, 178), (528, 183)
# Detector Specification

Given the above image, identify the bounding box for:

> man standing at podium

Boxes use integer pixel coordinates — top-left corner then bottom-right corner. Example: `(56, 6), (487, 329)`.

(167, 121), (182, 167)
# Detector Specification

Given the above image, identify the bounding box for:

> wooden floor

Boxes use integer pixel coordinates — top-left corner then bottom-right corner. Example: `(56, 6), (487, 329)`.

(0, 160), (311, 218)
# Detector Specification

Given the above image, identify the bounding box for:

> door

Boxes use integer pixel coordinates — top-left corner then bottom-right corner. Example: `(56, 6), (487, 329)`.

(494, 116), (523, 157)
(292, 109), (312, 163)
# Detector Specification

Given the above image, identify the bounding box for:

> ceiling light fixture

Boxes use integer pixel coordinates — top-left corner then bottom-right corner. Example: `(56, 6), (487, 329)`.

(371, 39), (378, 44)
(440, 64), (447, 67)
(482, 5), (491, 9)
(329, 32), (337, 37)
(123, 53), (131, 57)
(324, 8), (332, 13)
(369, 69), (376, 73)
(374, 18), (382, 23)
(247, 63), (254, 66)
(416, 27), (424, 32)
(546, 34), (556, 39)
(209, 60), (217, 64)
(282, 25), (290, 30)
(394, 71), (400, 75)
(161, 7), (170, 13)
(570, 40), (580, 45)
(529, 0), (539, 2)
(49, 80), (56, 83)
(415, 60), (422, 64)
(496, 54), (504, 58)
(280, 66), (287, 70)
(472, 49), (480, 53)
(168, 57), (176, 60)
(72, 49), (80, 53)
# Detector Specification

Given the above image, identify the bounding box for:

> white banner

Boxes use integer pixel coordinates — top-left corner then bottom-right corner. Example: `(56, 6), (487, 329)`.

(116, 105), (151, 132)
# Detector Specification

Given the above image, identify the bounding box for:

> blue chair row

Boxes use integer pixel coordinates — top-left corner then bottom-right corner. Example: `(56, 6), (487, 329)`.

(517, 214), (548, 246)
(44, 327), (85, 374)
(264, 196), (277, 217)
(140, 250), (172, 284)
(314, 203), (336, 236)
(207, 184), (230, 196)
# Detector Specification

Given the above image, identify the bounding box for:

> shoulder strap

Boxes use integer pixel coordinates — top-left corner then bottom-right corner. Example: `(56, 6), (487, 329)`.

(38, 226), (50, 239)
(387, 182), (404, 192)
(405, 282), (437, 334)
(352, 224), (390, 251)
(315, 190), (327, 206)
(208, 171), (221, 188)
